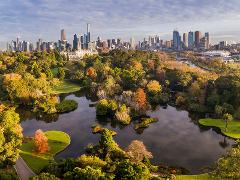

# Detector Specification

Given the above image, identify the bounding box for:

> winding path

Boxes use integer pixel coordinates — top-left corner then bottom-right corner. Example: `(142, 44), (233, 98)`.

(14, 156), (35, 180)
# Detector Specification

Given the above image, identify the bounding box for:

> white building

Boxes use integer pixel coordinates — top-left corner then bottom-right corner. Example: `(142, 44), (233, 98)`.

(61, 49), (98, 61)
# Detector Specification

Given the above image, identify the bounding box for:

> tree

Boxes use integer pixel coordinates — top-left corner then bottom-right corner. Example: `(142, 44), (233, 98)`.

(125, 140), (153, 162)
(31, 173), (60, 180)
(146, 80), (162, 95)
(58, 67), (65, 80)
(64, 166), (106, 180)
(115, 160), (150, 180)
(133, 88), (147, 111)
(0, 108), (23, 166)
(34, 129), (49, 153)
(223, 113), (233, 132)
(211, 142), (240, 179)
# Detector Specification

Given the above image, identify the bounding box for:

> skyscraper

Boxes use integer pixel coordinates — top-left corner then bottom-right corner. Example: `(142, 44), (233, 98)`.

(61, 29), (67, 42)
(130, 37), (135, 50)
(188, 31), (194, 49)
(195, 31), (201, 48)
(73, 34), (80, 51)
(205, 32), (210, 49)
(173, 30), (181, 50)
(183, 33), (188, 48)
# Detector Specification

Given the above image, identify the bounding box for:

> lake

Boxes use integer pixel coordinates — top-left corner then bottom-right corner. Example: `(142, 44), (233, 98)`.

(20, 93), (234, 174)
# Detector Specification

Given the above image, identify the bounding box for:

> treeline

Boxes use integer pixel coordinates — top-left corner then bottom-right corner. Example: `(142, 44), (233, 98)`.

(0, 51), (68, 113)
(65, 49), (240, 124)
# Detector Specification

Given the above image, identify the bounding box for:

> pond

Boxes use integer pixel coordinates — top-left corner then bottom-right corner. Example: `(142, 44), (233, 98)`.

(20, 93), (234, 174)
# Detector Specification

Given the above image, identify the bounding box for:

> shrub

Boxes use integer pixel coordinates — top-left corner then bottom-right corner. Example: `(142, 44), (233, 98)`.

(96, 99), (117, 116)
(56, 100), (78, 113)
(115, 104), (131, 125)
(77, 155), (107, 168)
(134, 118), (158, 130)
(0, 170), (18, 180)
(31, 173), (60, 180)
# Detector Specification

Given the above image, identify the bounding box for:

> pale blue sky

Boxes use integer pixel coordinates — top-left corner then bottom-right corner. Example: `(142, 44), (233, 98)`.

(0, 0), (240, 48)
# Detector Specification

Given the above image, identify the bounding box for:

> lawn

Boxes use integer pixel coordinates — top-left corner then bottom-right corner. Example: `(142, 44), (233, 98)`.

(20, 131), (71, 173)
(52, 80), (81, 94)
(176, 173), (214, 180)
(199, 118), (240, 139)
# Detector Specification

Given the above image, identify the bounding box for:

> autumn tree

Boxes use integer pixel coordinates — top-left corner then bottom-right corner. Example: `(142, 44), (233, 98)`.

(86, 67), (96, 79)
(34, 129), (49, 153)
(125, 140), (153, 162)
(146, 80), (162, 95)
(133, 88), (147, 111)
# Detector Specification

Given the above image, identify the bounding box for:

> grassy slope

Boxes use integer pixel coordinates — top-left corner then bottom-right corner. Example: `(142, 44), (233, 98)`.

(199, 118), (240, 139)
(52, 80), (81, 94)
(20, 131), (71, 173)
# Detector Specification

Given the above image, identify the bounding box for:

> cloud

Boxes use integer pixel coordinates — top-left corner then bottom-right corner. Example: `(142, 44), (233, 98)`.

(0, 0), (239, 48)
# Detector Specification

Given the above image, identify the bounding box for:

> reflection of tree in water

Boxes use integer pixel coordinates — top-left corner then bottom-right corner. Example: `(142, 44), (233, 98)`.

(219, 137), (230, 149)
(18, 109), (36, 122)
(96, 116), (128, 130)
(35, 113), (59, 123)
(18, 109), (59, 123)
(74, 88), (98, 102)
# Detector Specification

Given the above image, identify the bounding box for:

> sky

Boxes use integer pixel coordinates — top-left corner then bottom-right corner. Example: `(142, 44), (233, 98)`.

(0, 0), (240, 49)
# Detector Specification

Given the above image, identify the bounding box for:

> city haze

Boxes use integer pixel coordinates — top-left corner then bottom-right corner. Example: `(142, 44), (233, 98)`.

(0, 0), (240, 49)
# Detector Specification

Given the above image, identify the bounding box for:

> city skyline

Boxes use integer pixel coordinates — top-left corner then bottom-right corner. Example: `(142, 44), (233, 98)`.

(0, 0), (240, 49)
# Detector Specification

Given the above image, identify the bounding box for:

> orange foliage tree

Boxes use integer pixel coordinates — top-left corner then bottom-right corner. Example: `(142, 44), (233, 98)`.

(86, 67), (96, 79)
(133, 88), (147, 110)
(34, 129), (49, 153)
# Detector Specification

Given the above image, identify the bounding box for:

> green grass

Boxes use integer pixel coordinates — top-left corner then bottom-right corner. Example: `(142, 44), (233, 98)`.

(199, 118), (240, 139)
(176, 173), (214, 180)
(20, 131), (71, 173)
(52, 80), (81, 94)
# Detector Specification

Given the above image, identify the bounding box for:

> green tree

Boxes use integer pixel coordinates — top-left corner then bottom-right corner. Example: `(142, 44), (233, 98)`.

(211, 142), (240, 179)
(223, 113), (233, 132)
(0, 108), (23, 166)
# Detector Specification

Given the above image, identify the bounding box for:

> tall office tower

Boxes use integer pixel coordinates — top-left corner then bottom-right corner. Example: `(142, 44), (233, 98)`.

(195, 31), (201, 48)
(130, 37), (135, 49)
(107, 39), (112, 48)
(188, 31), (194, 49)
(183, 33), (188, 48)
(73, 34), (80, 51)
(97, 36), (101, 47)
(117, 38), (122, 46)
(61, 29), (67, 42)
(36, 38), (42, 51)
(205, 32), (210, 49)
(87, 23), (91, 43)
(29, 43), (34, 52)
(173, 30), (181, 50)
(199, 37), (207, 50)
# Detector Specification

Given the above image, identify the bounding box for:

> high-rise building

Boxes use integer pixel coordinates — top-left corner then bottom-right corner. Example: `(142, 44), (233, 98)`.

(87, 23), (91, 43)
(130, 37), (135, 50)
(205, 32), (210, 49)
(173, 30), (181, 50)
(107, 39), (112, 48)
(195, 31), (201, 48)
(183, 33), (188, 48)
(188, 31), (194, 49)
(73, 34), (80, 51)
(61, 29), (67, 42)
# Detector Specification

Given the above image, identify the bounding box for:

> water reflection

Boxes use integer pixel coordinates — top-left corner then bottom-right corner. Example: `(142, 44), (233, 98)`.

(20, 93), (234, 174)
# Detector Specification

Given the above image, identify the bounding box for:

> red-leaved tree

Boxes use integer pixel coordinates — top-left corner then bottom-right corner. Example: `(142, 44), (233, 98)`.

(34, 129), (49, 153)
